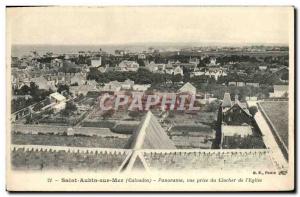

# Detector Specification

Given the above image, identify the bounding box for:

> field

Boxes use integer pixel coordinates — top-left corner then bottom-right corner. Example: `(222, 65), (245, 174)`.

(12, 133), (129, 149)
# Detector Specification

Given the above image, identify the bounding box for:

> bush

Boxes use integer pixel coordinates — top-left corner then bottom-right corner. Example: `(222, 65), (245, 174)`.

(249, 106), (258, 117)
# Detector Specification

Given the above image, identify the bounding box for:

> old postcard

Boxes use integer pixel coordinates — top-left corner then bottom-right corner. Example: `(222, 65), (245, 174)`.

(6, 6), (294, 191)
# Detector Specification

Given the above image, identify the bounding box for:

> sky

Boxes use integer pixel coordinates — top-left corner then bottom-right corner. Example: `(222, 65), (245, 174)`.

(6, 6), (293, 45)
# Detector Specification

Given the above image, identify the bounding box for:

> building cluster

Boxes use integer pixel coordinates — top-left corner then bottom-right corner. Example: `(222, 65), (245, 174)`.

(10, 45), (290, 173)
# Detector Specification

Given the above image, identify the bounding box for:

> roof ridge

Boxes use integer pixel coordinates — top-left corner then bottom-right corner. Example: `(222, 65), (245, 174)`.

(126, 111), (176, 150)
(131, 111), (152, 150)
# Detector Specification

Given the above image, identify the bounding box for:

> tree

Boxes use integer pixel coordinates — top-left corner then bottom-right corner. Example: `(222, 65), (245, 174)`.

(71, 82), (78, 86)
(61, 101), (77, 116)
(25, 115), (33, 124)
(57, 84), (70, 94)
(172, 74), (182, 84)
(102, 109), (114, 120)
(17, 85), (31, 95)
(204, 100), (221, 112)
(45, 109), (54, 115)
(29, 82), (40, 101)
(66, 101), (77, 111)
(137, 59), (145, 67)
(249, 106), (258, 117)
(281, 72), (289, 81)
(32, 102), (44, 111)
(128, 110), (142, 119)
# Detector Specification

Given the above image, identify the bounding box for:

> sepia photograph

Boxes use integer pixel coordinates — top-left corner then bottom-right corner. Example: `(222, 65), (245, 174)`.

(5, 6), (294, 191)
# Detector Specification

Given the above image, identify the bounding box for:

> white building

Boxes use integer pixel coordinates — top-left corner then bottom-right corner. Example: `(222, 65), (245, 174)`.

(259, 66), (268, 71)
(121, 79), (135, 90)
(91, 57), (102, 67)
(173, 66), (184, 76)
(70, 84), (99, 96)
(102, 81), (122, 92)
(132, 84), (151, 92)
(222, 125), (253, 138)
(208, 57), (217, 66)
(245, 82), (260, 87)
(145, 62), (166, 73)
(118, 61), (139, 72)
(270, 85), (289, 98)
(138, 54), (146, 59)
(49, 92), (67, 112)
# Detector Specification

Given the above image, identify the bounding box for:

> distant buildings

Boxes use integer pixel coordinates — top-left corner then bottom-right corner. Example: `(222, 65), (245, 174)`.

(70, 84), (99, 96)
(97, 65), (109, 73)
(228, 81), (245, 87)
(31, 76), (57, 91)
(138, 54), (146, 60)
(191, 67), (227, 80)
(102, 81), (122, 92)
(101, 80), (151, 92)
(117, 60), (139, 72)
(70, 73), (86, 86)
(165, 64), (175, 75)
(245, 82), (259, 87)
(173, 66), (184, 76)
(115, 49), (129, 56)
(259, 66), (268, 71)
(208, 57), (218, 66)
(145, 62), (165, 73)
(189, 57), (199, 65)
